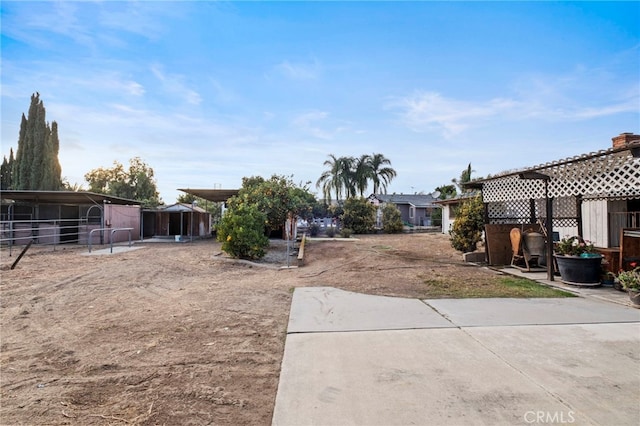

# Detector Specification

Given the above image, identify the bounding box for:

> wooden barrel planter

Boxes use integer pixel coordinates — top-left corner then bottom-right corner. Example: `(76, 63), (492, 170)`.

(555, 254), (603, 286)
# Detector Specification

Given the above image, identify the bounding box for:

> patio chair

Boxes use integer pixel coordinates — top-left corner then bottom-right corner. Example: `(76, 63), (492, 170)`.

(510, 227), (532, 270)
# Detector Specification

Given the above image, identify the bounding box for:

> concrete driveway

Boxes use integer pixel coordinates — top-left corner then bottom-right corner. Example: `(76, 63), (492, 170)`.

(273, 287), (640, 426)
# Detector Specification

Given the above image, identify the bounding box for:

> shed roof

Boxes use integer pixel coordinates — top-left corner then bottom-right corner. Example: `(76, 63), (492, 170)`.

(162, 203), (207, 213)
(178, 188), (239, 202)
(432, 192), (479, 205)
(0, 190), (142, 205)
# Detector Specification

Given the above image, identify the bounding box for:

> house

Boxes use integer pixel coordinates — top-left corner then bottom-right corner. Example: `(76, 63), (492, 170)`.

(368, 193), (440, 228)
(0, 190), (142, 247)
(433, 192), (479, 234)
(468, 132), (640, 269)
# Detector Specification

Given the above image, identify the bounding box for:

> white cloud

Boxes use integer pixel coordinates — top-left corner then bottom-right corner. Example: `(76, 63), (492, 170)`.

(390, 67), (639, 138)
(510, 66), (639, 121)
(150, 64), (202, 105)
(98, 2), (172, 40)
(275, 59), (321, 80)
(389, 91), (518, 137)
(291, 110), (350, 140)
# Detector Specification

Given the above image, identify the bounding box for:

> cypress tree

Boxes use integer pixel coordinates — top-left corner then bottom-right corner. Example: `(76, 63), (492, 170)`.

(42, 121), (62, 190)
(0, 149), (14, 190)
(14, 114), (28, 189)
(13, 93), (63, 190)
(28, 95), (47, 188)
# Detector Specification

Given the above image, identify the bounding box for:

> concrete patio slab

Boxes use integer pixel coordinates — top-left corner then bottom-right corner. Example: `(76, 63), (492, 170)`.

(274, 288), (640, 425)
(287, 287), (454, 333)
(425, 297), (640, 327)
(273, 327), (606, 426)
(466, 322), (640, 426)
(82, 245), (145, 256)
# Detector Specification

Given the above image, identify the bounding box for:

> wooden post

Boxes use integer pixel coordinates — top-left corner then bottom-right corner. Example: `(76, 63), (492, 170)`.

(546, 180), (554, 281)
(11, 240), (34, 270)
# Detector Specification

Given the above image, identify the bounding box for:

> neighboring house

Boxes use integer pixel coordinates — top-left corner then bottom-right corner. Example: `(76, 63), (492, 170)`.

(469, 132), (640, 266)
(369, 193), (440, 227)
(0, 190), (142, 247)
(433, 192), (479, 234)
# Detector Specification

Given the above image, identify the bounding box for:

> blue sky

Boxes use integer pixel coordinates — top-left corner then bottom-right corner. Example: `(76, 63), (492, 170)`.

(1, 1), (638, 203)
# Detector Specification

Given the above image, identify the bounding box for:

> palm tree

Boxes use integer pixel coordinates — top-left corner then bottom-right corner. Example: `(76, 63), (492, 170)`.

(369, 153), (396, 194)
(316, 155), (359, 202)
(452, 163), (475, 193)
(317, 153), (396, 201)
(354, 154), (372, 197)
(337, 156), (356, 199)
(316, 154), (343, 203)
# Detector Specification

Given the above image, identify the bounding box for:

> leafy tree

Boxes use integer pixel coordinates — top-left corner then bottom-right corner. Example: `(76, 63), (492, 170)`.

(311, 200), (330, 219)
(62, 178), (85, 191)
(435, 184), (457, 199)
(216, 203), (269, 259)
(11, 93), (62, 190)
(382, 203), (404, 233)
(84, 157), (161, 207)
(449, 195), (484, 253)
(229, 174), (315, 237)
(341, 197), (376, 234)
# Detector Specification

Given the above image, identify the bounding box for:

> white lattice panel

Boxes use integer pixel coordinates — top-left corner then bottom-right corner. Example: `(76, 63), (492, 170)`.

(482, 151), (640, 202)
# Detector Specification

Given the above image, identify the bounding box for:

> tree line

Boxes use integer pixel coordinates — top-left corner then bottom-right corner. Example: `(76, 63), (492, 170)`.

(1, 93), (162, 207)
(1, 93), (480, 253)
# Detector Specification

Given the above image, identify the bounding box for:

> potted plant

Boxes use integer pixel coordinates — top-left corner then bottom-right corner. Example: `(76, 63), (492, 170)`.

(554, 236), (603, 286)
(618, 265), (640, 307)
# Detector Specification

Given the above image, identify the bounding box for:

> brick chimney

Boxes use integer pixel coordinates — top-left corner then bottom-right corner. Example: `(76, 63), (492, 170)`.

(612, 132), (640, 149)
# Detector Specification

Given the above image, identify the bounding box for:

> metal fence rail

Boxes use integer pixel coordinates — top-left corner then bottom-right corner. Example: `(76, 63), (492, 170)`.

(88, 228), (133, 253)
(0, 218), (91, 255)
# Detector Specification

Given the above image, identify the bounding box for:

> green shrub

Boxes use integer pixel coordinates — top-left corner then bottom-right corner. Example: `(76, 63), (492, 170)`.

(341, 197), (376, 234)
(382, 203), (404, 233)
(325, 226), (336, 237)
(216, 203), (269, 260)
(339, 228), (353, 238)
(308, 223), (320, 237)
(449, 195), (484, 253)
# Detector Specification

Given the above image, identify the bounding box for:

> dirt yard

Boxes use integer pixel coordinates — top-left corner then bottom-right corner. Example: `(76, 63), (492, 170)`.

(1, 232), (503, 425)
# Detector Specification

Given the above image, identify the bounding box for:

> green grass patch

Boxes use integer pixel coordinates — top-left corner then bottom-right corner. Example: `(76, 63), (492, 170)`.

(421, 275), (576, 299)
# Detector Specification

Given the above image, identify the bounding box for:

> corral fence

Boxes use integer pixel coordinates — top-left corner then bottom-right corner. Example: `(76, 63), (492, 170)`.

(0, 216), (115, 256)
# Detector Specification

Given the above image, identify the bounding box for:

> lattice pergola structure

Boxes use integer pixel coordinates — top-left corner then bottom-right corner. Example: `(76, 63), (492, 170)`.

(481, 145), (640, 201)
(471, 141), (640, 229)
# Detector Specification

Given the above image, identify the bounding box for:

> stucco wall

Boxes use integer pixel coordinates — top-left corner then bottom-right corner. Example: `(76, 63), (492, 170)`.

(104, 204), (141, 243)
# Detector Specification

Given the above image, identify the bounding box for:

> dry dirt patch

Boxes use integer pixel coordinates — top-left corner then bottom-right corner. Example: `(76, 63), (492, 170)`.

(1, 233), (500, 425)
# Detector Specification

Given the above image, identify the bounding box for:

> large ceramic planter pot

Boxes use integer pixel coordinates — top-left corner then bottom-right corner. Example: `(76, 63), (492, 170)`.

(629, 290), (640, 308)
(555, 254), (603, 286)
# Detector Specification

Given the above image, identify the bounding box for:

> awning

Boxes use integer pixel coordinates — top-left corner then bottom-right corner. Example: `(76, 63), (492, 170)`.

(0, 190), (142, 205)
(177, 188), (239, 202)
